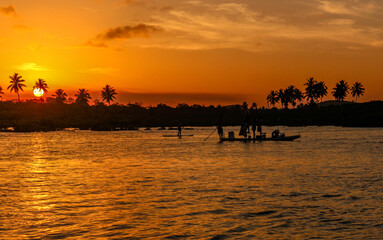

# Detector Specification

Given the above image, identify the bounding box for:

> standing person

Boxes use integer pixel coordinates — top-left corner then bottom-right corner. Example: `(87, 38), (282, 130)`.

(217, 123), (224, 140)
(257, 121), (263, 138)
(177, 121), (183, 137)
(251, 119), (257, 139)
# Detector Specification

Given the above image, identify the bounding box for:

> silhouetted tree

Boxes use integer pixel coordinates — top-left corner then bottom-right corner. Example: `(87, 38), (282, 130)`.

(8, 73), (26, 102)
(315, 81), (328, 102)
(75, 88), (92, 105)
(332, 80), (349, 102)
(350, 82), (365, 102)
(52, 89), (67, 103)
(33, 79), (48, 94)
(304, 77), (318, 104)
(277, 89), (289, 109)
(266, 90), (278, 108)
(0, 86), (4, 100)
(285, 85), (303, 108)
(33, 79), (49, 102)
(293, 87), (304, 107)
(101, 84), (117, 106)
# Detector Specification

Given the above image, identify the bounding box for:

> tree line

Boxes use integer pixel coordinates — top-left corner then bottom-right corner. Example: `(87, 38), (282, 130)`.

(266, 78), (365, 109)
(0, 73), (117, 105)
(0, 73), (380, 132)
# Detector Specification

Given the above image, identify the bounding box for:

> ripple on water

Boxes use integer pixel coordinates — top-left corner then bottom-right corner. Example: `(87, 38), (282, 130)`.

(240, 210), (278, 219)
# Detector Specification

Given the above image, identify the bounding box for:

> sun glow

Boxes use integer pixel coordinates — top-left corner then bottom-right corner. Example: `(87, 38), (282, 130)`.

(33, 88), (44, 97)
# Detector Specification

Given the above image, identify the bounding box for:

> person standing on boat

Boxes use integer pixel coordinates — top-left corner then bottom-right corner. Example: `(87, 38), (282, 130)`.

(177, 121), (183, 137)
(217, 123), (224, 140)
(239, 102), (250, 137)
(251, 119), (257, 139)
(257, 122), (263, 138)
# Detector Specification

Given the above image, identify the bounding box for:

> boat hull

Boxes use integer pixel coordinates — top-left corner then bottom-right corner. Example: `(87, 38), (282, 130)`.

(220, 135), (301, 142)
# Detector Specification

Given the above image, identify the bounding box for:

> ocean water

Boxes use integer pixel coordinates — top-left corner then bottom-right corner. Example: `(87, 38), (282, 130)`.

(0, 126), (382, 239)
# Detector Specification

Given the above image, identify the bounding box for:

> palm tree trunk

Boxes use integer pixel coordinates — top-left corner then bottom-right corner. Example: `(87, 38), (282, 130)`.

(18, 92), (20, 102)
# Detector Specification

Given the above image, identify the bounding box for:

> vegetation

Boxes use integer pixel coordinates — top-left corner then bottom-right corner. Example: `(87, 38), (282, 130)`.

(0, 72), (377, 132)
(332, 80), (349, 102)
(351, 82), (365, 102)
(266, 90), (278, 108)
(75, 89), (92, 105)
(52, 89), (67, 104)
(101, 84), (117, 106)
(7, 73), (26, 102)
(33, 79), (49, 94)
(0, 85), (4, 100)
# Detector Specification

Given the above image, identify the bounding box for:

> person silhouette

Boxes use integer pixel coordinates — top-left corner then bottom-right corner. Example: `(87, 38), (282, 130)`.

(177, 121), (183, 137)
(217, 123), (223, 140)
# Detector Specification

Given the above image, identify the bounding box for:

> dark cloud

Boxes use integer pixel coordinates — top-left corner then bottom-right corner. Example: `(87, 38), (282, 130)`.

(0, 5), (16, 16)
(96, 24), (162, 41)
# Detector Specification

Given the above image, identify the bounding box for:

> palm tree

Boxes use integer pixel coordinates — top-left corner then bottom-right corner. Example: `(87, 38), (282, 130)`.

(350, 82), (365, 102)
(277, 89), (289, 109)
(101, 84), (117, 106)
(293, 88), (304, 106)
(332, 80), (349, 102)
(315, 81), (328, 102)
(286, 85), (304, 108)
(266, 90), (278, 108)
(52, 89), (67, 103)
(0, 86), (4, 100)
(75, 88), (92, 105)
(304, 77), (318, 104)
(33, 79), (49, 94)
(33, 79), (49, 102)
(8, 73), (26, 102)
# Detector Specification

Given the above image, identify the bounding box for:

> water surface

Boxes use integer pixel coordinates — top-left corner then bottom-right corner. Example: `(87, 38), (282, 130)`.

(1, 126), (382, 239)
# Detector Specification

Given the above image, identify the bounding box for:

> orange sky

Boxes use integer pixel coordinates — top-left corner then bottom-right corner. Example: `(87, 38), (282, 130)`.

(1, 0), (383, 106)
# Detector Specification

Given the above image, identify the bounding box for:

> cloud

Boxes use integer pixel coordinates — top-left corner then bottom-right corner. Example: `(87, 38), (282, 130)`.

(18, 63), (49, 71)
(96, 24), (162, 40)
(317, 0), (379, 16)
(137, 1), (383, 51)
(87, 23), (162, 48)
(84, 1), (383, 52)
(0, 5), (16, 16)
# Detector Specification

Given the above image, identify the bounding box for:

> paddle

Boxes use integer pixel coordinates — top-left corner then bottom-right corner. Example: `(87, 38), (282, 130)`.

(204, 128), (217, 141)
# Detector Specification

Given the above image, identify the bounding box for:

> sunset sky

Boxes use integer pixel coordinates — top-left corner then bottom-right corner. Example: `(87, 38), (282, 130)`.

(1, 0), (383, 106)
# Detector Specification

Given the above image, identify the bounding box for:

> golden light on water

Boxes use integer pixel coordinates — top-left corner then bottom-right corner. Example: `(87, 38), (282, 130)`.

(33, 88), (44, 97)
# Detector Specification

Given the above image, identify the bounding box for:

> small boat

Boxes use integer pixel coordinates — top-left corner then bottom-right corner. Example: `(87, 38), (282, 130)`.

(220, 135), (301, 142)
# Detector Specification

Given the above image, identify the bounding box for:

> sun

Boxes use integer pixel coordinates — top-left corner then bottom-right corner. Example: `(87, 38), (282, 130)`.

(33, 88), (44, 97)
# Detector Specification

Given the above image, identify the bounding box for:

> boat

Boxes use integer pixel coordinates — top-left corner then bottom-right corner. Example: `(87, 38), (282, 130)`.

(220, 135), (300, 142)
